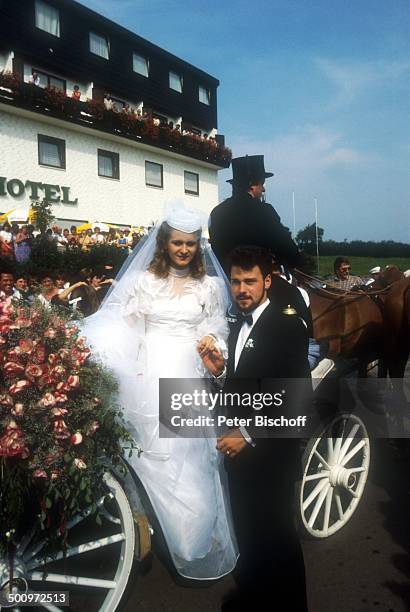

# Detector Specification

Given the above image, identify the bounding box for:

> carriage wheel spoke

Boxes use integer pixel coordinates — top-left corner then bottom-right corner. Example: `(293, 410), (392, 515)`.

(308, 483), (330, 528)
(28, 571), (116, 590)
(331, 417), (346, 463)
(27, 533), (125, 570)
(322, 487), (333, 534)
(327, 437), (334, 464)
(335, 492), (344, 519)
(305, 470), (330, 482)
(23, 494), (114, 562)
(303, 478), (328, 511)
(313, 450), (330, 469)
(337, 423), (360, 463)
(340, 440), (366, 467)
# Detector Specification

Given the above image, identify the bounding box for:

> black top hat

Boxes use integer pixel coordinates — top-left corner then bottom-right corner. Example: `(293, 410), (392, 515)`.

(227, 155), (274, 186)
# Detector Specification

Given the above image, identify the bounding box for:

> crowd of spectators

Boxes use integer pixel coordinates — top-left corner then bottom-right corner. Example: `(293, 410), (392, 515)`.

(0, 266), (115, 318)
(0, 221), (148, 262)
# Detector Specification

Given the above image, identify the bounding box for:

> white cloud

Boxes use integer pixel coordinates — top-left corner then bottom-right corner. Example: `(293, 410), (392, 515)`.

(315, 57), (410, 106)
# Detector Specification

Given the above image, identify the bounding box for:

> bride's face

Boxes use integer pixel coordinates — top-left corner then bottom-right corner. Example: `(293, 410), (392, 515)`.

(166, 229), (198, 268)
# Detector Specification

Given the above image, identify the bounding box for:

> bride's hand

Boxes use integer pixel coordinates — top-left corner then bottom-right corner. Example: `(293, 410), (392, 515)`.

(197, 335), (216, 357)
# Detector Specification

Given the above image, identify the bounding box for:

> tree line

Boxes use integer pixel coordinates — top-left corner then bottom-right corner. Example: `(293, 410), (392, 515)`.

(295, 223), (410, 257)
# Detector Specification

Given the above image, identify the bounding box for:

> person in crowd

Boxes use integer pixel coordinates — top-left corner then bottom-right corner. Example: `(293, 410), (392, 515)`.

(71, 85), (81, 101)
(0, 222), (14, 259)
(103, 93), (114, 111)
(67, 268), (105, 317)
(209, 155), (302, 274)
(29, 71), (40, 86)
(13, 274), (34, 304)
(54, 272), (68, 293)
(329, 257), (363, 291)
(78, 228), (94, 251)
(0, 270), (15, 300)
(106, 227), (118, 245)
(91, 226), (105, 245)
(130, 232), (140, 250)
(37, 274), (60, 306)
(51, 225), (67, 252)
(205, 246), (310, 612)
(81, 204), (237, 580)
(116, 229), (130, 251)
(13, 225), (32, 263)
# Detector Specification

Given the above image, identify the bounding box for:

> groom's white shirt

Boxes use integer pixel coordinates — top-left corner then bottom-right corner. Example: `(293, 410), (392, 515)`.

(234, 298), (270, 371)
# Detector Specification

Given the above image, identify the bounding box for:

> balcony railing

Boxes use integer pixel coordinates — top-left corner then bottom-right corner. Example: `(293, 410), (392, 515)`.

(0, 72), (232, 168)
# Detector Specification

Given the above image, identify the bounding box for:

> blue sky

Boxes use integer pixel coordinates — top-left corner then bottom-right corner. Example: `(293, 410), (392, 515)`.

(79, 0), (410, 242)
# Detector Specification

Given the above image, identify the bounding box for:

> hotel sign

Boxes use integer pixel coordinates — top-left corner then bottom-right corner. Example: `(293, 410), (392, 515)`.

(0, 177), (78, 205)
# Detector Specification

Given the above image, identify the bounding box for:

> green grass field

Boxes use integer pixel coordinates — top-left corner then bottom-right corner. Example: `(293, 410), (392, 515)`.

(313, 256), (410, 277)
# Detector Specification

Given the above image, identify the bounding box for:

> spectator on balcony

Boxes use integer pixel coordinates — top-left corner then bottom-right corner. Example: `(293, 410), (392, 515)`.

(142, 109), (150, 121)
(29, 71), (40, 86)
(52, 225), (68, 252)
(79, 228), (94, 252)
(135, 109), (143, 121)
(13, 225), (32, 264)
(71, 85), (81, 101)
(104, 93), (114, 111)
(91, 226), (105, 245)
(122, 103), (132, 115)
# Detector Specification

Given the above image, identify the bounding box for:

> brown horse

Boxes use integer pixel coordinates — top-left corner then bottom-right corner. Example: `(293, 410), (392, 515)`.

(295, 269), (410, 381)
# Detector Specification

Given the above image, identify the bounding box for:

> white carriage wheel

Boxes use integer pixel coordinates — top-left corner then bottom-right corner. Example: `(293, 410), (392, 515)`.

(298, 413), (370, 538)
(0, 472), (136, 612)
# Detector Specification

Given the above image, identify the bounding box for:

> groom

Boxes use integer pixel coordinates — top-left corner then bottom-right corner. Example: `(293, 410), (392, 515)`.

(205, 246), (310, 612)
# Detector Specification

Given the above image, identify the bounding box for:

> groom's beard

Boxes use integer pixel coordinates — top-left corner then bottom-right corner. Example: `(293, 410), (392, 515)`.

(235, 290), (266, 314)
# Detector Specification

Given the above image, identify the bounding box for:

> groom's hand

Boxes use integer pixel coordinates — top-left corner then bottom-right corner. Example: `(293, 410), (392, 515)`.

(217, 429), (247, 457)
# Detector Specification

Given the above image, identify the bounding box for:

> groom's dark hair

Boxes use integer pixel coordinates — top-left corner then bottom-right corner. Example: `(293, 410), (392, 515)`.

(228, 246), (273, 278)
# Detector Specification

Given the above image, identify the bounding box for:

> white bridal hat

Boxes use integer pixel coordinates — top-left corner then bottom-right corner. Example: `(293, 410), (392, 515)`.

(165, 201), (203, 233)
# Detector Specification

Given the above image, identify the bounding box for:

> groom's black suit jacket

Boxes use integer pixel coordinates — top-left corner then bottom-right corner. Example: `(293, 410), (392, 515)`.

(222, 297), (311, 611)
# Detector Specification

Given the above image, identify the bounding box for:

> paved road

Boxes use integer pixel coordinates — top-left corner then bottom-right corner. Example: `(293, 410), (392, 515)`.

(124, 438), (410, 612)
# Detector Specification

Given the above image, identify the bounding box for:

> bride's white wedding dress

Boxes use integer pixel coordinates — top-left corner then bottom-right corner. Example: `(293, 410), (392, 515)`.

(83, 269), (237, 579)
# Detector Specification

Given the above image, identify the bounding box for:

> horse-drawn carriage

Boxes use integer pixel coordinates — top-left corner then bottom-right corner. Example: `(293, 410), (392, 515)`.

(1, 267), (408, 611)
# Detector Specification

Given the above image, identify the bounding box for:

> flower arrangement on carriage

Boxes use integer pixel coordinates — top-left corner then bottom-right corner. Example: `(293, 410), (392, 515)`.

(0, 298), (138, 609)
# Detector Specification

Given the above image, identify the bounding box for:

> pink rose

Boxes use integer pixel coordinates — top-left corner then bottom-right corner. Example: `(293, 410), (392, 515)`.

(54, 419), (70, 441)
(67, 375), (80, 389)
(25, 363), (43, 380)
(71, 432), (83, 445)
(55, 392), (68, 405)
(32, 344), (46, 364)
(11, 403), (24, 416)
(38, 393), (56, 408)
(74, 458), (87, 469)
(44, 328), (57, 339)
(4, 361), (25, 377)
(0, 421), (29, 459)
(14, 317), (32, 328)
(48, 353), (58, 366)
(50, 365), (66, 379)
(51, 407), (68, 418)
(0, 394), (14, 407)
(33, 469), (48, 480)
(19, 339), (33, 354)
(9, 380), (31, 395)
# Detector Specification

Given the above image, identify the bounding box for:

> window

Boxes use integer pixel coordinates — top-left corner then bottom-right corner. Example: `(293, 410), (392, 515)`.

(169, 71), (183, 93)
(98, 149), (120, 179)
(145, 161), (163, 188)
(38, 134), (66, 169)
(184, 171), (199, 195)
(133, 53), (149, 77)
(198, 85), (210, 105)
(34, 69), (65, 91)
(35, 0), (60, 37)
(89, 32), (109, 59)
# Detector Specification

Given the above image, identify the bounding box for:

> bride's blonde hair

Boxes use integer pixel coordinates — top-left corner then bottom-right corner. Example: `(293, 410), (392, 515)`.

(148, 222), (206, 279)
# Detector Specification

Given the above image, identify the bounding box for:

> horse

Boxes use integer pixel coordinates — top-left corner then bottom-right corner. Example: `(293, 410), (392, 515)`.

(295, 268), (410, 382)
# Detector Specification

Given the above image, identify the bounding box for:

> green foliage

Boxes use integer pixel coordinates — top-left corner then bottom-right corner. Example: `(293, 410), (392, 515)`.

(296, 223), (324, 252)
(31, 199), (55, 236)
(317, 256), (410, 277)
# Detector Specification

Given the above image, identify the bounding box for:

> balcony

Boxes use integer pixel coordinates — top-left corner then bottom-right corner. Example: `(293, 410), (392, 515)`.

(0, 71), (232, 168)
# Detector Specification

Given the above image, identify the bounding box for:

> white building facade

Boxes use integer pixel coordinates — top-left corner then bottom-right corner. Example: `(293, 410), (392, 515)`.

(0, 0), (230, 228)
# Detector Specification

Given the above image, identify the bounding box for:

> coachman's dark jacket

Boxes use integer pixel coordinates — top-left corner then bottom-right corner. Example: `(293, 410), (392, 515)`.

(209, 191), (301, 273)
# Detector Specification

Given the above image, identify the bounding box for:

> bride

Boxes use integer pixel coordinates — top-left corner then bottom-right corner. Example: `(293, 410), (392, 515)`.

(83, 203), (237, 580)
